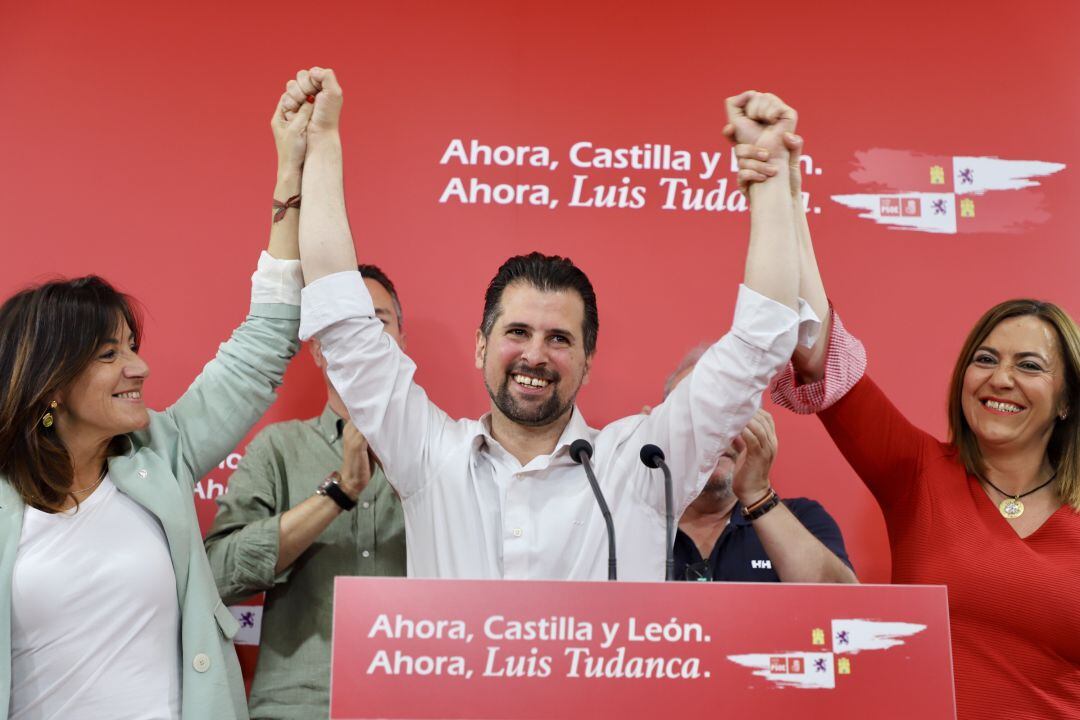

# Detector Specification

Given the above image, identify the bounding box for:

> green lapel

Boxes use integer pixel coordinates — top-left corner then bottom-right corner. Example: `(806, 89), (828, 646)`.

(107, 453), (191, 603)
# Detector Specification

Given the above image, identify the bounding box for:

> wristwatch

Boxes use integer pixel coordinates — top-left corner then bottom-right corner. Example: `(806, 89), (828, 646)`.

(316, 471), (357, 511)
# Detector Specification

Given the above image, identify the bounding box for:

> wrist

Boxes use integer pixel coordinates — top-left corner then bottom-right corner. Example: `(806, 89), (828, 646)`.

(307, 131), (342, 153)
(337, 473), (364, 501)
(316, 471), (357, 511)
(763, 151), (791, 171)
(735, 483), (772, 507)
(275, 170), (301, 190)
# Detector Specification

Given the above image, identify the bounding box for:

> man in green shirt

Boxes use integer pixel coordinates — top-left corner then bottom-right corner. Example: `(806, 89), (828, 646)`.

(205, 264), (407, 720)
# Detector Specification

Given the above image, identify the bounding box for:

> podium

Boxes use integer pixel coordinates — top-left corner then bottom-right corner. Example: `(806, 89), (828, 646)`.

(330, 578), (955, 719)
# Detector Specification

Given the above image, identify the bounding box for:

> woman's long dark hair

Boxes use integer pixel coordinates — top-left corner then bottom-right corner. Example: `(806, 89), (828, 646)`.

(0, 276), (142, 512)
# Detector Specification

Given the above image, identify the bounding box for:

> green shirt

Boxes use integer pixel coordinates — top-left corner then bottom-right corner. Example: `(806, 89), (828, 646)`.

(205, 405), (406, 720)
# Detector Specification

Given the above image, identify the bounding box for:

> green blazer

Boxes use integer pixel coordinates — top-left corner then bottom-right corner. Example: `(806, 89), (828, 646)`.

(0, 301), (299, 720)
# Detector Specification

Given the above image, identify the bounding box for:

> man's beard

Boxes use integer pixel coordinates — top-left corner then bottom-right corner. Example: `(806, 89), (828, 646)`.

(486, 363), (575, 427)
(704, 467), (735, 498)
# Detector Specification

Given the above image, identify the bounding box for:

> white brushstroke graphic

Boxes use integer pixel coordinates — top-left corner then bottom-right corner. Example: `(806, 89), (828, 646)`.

(952, 156), (1065, 195)
(727, 652), (836, 689)
(728, 618), (928, 689)
(831, 192), (957, 234)
(831, 619), (926, 654)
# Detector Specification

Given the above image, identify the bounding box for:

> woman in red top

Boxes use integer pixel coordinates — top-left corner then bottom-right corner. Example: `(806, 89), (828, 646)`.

(727, 91), (1080, 719)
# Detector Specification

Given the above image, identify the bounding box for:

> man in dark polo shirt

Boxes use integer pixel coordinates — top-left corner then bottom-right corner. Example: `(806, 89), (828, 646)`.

(664, 345), (856, 583)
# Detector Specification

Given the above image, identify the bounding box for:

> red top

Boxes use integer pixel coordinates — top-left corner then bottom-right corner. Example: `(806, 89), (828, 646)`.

(773, 315), (1080, 719)
(821, 377), (1080, 719)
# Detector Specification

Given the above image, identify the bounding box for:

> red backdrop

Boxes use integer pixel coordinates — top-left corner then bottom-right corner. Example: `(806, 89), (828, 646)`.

(2, 0), (1077, 666)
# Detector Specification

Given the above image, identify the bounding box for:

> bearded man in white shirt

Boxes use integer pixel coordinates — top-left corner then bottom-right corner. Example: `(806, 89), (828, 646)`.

(286, 67), (822, 581)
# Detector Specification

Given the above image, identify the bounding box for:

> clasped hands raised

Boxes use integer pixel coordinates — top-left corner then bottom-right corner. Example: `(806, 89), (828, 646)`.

(723, 90), (804, 199)
(272, 67), (345, 176)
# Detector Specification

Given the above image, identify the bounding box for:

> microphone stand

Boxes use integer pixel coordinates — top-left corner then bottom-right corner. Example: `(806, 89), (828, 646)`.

(570, 439), (616, 581)
(640, 444), (675, 581)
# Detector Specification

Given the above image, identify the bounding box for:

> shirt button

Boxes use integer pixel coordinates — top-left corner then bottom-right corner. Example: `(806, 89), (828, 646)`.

(137, 469), (148, 479)
(192, 653), (211, 673)
(362, 501), (370, 509)
(361, 550), (371, 558)
(512, 528), (523, 538)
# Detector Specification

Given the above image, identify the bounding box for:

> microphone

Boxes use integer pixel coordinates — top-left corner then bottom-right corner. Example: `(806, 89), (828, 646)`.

(570, 439), (617, 581)
(640, 444), (675, 581)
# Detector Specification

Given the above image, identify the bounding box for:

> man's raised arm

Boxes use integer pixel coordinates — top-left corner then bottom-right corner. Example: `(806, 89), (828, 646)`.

(628, 92), (810, 517)
(724, 91), (800, 311)
(295, 67), (357, 283)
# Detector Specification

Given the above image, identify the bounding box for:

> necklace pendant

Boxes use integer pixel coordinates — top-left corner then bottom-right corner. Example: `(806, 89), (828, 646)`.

(999, 497), (1025, 519)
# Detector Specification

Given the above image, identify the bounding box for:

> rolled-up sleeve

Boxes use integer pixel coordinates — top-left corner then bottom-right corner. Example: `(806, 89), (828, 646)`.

(771, 307), (867, 414)
(204, 432), (294, 604)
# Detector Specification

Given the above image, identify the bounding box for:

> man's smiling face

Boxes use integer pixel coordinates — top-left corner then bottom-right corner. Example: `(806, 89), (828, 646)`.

(476, 281), (591, 428)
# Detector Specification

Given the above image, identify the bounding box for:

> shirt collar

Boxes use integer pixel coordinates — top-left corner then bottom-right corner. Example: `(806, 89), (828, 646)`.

(315, 404), (345, 444)
(471, 406), (593, 462)
(553, 406), (592, 457)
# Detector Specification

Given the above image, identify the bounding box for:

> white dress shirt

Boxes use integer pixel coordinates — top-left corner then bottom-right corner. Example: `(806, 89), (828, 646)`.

(300, 272), (811, 581)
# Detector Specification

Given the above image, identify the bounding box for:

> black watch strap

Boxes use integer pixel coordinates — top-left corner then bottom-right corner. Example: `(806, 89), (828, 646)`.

(317, 472), (357, 511)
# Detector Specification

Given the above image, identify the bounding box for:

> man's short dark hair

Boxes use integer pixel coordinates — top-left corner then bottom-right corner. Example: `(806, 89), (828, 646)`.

(480, 252), (598, 356)
(358, 264), (403, 328)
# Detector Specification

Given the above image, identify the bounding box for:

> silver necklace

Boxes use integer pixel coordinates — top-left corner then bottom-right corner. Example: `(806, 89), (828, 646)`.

(71, 466), (108, 496)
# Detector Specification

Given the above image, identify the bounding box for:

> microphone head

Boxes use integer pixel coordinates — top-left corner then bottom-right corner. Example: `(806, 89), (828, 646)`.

(569, 439), (593, 464)
(639, 443), (665, 469)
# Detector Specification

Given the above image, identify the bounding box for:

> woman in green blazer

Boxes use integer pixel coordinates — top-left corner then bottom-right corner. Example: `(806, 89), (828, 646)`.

(0, 86), (315, 720)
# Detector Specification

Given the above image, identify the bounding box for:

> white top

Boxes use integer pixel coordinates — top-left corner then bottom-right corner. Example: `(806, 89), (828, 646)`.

(301, 272), (814, 581)
(10, 477), (180, 720)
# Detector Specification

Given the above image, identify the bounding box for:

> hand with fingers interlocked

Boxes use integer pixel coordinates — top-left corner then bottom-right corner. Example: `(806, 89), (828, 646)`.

(722, 91), (804, 199)
(732, 131), (806, 199)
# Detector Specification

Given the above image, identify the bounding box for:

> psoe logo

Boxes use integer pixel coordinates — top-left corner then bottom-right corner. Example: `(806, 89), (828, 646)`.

(831, 149), (1065, 234)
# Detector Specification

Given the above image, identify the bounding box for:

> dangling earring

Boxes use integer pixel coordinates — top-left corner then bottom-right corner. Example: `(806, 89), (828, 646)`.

(41, 401), (58, 429)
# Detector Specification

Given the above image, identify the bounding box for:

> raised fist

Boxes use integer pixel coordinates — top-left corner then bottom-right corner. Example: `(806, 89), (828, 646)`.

(278, 67), (344, 141)
(723, 91), (797, 159)
(308, 67), (344, 136)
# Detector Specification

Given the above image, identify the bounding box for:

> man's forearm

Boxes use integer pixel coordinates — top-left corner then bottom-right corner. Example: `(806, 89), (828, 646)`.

(275, 494), (347, 573)
(299, 135), (358, 284)
(751, 504), (857, 583)
(746, 168), (799, 310)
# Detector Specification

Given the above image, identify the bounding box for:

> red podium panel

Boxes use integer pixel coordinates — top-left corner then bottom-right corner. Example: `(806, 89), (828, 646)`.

(330, 578), (954, 719)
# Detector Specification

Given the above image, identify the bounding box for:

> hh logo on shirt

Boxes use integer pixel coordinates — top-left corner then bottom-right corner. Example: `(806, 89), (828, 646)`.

(751, 559), (772, 570)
